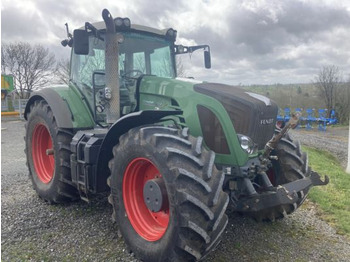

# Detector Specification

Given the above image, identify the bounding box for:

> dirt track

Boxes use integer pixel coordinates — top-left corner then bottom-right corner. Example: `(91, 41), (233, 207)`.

(1, 120), (350, 262)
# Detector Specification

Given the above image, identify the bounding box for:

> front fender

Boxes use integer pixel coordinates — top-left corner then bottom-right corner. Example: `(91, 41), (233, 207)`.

(95, 110), (182, 192)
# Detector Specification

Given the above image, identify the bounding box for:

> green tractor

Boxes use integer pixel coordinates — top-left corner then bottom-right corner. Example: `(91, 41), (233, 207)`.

(24, 9), (328, 262)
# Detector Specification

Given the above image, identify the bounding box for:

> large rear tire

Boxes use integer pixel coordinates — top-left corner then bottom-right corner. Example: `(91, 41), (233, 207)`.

(25, 100), (78, 203)
(253, 130), (310, 221)
(108, 126), (229, 262)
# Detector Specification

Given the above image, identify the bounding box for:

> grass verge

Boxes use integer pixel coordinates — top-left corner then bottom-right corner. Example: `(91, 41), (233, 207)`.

(303, 146), (350, 236)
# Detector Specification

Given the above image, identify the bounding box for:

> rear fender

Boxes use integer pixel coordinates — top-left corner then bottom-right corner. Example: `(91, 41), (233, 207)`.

(25, 89), (74, 128)
(24, 87), (95, 129)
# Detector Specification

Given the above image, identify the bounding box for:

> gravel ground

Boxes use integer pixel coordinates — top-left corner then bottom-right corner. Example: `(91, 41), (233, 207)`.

(2, 119), (350, 262)
(291, 126), (349, 168)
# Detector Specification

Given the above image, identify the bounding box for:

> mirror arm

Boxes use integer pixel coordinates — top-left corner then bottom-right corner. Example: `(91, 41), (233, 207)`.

(188, 45), (210, 53)
(174, 44), (211, 68)
(175, 44), (210, 55)
(85, 22), (104, 41)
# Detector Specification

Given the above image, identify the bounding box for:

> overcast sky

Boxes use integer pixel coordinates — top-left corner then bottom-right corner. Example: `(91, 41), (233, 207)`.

(2, 0), (350, 85)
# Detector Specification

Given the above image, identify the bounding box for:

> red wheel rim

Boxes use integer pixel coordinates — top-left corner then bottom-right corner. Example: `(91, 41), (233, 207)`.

(123, 158), (170, 241)
(32, 124), (54, 183)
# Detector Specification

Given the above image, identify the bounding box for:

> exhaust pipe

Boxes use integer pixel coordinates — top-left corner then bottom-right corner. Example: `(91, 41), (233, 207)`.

(102, 9), (120, 124)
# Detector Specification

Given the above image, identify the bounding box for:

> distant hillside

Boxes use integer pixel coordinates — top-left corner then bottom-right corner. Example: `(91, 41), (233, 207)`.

(240, 83), (325, 115)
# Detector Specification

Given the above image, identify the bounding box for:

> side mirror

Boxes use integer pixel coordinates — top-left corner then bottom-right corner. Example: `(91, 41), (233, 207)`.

(73, 29), (89, 55)
(204, 50), (211, 69)
(92, 70), (106, 89)
(175, 44), (212, 69)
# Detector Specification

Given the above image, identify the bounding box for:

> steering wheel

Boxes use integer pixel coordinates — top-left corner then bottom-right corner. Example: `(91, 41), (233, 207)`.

(122, 70), (143, 79)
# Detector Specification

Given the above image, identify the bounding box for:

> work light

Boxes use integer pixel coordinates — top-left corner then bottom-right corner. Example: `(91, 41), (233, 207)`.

(123, 18), (131, 27)
(115, 17), (123, 27)
(166, 28), (177, 40)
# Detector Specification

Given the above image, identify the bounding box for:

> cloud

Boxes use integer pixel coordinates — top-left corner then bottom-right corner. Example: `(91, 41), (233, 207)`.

(2, 0), (350, 84)
(1, 5), (47, 41)
(182, 0), (350, 83)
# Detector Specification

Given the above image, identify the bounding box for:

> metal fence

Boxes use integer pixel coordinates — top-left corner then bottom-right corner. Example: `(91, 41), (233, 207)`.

(1, 98), (28, 119)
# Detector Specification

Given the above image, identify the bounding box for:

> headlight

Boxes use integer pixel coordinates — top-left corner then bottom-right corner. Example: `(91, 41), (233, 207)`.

(237, 134), (256, 154)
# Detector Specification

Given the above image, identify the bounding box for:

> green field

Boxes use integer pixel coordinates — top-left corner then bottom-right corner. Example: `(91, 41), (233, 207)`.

(303, 146), (350, 236)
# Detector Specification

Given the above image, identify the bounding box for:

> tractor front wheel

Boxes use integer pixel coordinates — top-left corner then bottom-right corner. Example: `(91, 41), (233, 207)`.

(108, 126), (229, 262)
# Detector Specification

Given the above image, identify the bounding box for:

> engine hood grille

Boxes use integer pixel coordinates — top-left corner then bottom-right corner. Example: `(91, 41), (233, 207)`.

(194, 83), (278, 150)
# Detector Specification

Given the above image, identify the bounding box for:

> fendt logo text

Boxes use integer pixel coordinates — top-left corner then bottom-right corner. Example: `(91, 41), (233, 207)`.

(260, 118), (274, 125)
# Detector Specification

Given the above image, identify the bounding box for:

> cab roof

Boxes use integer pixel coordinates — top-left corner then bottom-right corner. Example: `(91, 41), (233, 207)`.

(80, 21), (172, 37)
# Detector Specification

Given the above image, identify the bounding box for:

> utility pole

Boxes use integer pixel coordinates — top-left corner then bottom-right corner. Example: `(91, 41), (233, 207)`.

(347, 82), (350, 174)
(347, 117), (350, 174)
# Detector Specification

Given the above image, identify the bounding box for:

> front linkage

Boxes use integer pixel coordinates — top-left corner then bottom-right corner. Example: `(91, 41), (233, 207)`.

(226, 113), (329, 219)
(234, 170), (329, 214)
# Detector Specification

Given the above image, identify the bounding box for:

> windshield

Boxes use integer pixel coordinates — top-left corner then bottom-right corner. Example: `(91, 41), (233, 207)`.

(71, 32), (175, 90)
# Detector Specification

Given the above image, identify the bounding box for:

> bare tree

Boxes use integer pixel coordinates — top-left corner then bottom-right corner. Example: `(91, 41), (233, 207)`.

(176, 56), (186, 77)
(78, 50), (105, 86)
(155, 56), (187, 77)
(56, 59), (70, 85)
(134, 54), (146, 73)
(314, 65), (341, 118)
(1, 42), (57, 98)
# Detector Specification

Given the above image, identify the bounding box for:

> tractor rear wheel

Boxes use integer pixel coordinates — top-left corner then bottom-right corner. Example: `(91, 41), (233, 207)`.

(25, 100), (78, 203)
(254, 130), (310, 221)
(108, 126), (229, 262)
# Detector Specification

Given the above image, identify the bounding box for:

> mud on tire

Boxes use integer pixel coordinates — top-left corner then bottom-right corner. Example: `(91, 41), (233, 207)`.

(25, 100), (78, 203)
(108, 126), (229, 262)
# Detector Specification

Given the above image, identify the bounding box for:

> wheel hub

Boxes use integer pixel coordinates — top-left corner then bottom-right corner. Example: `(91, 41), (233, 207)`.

(143, 178), (168, 213)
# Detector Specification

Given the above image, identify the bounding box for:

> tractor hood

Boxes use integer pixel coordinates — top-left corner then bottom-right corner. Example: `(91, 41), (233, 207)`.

(194, 83), (278, 150)
(138, 76), (277, 166)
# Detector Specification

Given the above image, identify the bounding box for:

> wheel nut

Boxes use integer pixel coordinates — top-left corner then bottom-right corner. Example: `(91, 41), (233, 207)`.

(46, 149), (54, 155)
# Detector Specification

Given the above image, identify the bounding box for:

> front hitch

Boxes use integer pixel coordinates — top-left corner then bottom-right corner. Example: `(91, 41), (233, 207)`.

(309, 170), (329, 186)
(234, 170), (329, 213)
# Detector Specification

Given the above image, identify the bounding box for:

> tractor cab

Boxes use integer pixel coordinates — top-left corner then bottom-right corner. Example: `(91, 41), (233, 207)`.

(71, 25), (176, 125)
(70, 19), (210, 126)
